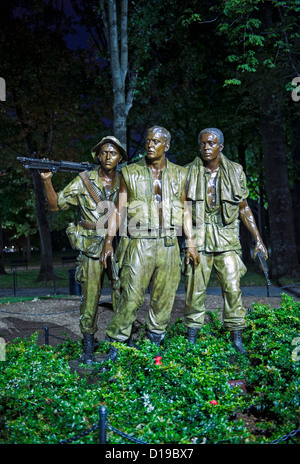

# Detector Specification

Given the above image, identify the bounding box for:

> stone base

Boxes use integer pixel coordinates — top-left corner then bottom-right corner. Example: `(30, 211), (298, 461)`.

(68, 353), (107, 382)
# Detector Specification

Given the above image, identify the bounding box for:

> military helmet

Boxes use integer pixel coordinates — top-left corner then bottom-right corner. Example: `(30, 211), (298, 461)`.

(91, 136), (127, 162)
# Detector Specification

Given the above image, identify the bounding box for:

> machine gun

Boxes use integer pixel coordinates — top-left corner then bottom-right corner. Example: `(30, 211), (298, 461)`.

(255, 251), (271, 297)
(17, 156), (95, 173)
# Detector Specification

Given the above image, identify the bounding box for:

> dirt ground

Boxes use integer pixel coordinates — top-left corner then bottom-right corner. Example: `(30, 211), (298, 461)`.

(0, 291), (293, 346)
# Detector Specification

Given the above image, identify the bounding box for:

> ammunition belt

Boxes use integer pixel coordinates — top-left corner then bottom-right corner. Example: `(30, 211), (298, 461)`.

(80, 219), (97, 230)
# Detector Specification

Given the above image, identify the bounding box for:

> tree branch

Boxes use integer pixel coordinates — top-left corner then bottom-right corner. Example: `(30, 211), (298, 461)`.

(0, 140), (26, 157)
(120, 0), (128, 84)
(277, 5), (300, 75)
(125, 64), (138, 116)
(45, 110), (53, 157)
(108, 0), (122, 92)
(99, 0), (109, 53)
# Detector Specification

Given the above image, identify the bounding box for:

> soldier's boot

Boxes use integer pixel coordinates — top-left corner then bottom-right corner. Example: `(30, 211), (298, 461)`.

(188, 328), (200, 344)
(98, 344), (119, 373)
(81, 333), (95, 365)
(230, 330), (248, 355)
(146, 330), (165, 347)
(126, 337), (141, 350)
(98, 337), (140, 373)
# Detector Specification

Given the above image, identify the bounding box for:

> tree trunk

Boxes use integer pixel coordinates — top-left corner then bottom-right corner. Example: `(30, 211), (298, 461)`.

(32, 171), (54, 281)
(26, 234), (31, 262)
(291, 118), (300, 261)
(106, 0), (128, 148)
(237, 142), (252, 264)
(112, 86), (127, 147)
(260, 93), (299, 278)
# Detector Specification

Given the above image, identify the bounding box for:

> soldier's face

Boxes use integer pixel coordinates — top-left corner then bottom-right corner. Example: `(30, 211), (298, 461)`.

(98, 143), (121, 170)
(199, 133), (223, 163)
(145, 131), (169, 161)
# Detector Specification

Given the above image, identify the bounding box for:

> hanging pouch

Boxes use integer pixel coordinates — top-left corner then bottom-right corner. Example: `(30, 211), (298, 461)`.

(66, 222), (80, 250)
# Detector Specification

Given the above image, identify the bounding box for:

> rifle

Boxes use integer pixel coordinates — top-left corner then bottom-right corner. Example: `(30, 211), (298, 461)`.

(17, 156), (95, 173)
(255, 251), (271, 297)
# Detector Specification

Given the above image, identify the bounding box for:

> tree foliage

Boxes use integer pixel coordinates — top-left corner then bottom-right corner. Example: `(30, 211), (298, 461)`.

(1, 0), (299, 277)
(0, 0), (107, 279)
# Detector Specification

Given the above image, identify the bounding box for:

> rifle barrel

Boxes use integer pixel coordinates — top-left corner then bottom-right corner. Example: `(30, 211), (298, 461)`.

(17, 157), (94, 173)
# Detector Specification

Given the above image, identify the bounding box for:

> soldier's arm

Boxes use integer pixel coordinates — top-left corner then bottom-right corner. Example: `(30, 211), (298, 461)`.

(40, 172), (59, 212)
(239, 199), (268, 259)
(182, 187), (200, 269)
(101, 175), (128, 269)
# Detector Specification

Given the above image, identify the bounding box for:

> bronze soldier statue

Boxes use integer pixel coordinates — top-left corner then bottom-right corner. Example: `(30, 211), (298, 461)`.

(100, 125), (199, 365)
(40, 136), (127, 364)
(184, 128), (268, 354)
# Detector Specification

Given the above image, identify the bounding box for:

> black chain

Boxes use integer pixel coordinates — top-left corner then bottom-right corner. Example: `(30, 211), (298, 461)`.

(107, 424), (148, 444)
(57, 417), (299, 445)
(268, 426), (300, 444)
(58, 423), (99, 444)
(58, 422), (148, 445)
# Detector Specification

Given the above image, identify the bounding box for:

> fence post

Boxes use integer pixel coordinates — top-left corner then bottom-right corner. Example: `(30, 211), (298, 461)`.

(13, 270), (17, 297)
(99, 405), (107, 444)
(53, 269), (57, 296)
(44, 326), (49, 345)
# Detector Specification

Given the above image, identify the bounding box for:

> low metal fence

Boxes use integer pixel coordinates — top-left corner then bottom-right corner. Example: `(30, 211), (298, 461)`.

(4, 268), (80, 298)
(56, 404), (299, 445)
(2, 268), (300, 299)
(59, 406), (148, 444)
(38, 327), (299, 446)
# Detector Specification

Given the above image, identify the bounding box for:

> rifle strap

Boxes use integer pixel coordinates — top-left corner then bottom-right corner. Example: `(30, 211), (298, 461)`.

(79, 171), (105, 205)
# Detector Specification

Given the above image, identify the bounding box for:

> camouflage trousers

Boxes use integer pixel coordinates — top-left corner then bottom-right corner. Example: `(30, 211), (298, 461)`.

(184, 250), (247, 331)
(106, 237), (181, 342)
(75, 253), (114, 335)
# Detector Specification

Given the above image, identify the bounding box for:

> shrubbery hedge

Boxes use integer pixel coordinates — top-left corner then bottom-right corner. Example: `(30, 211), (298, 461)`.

(0, 293), (299, 444)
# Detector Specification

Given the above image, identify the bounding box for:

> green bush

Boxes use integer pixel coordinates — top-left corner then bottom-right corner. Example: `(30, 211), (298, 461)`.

(0, 294), (299, 444)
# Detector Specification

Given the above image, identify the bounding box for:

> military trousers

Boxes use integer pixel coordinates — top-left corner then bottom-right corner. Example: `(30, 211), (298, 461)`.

(75, 253), (105, 334)
(106, 237), (181, 342)
(184, 250), (247, 331)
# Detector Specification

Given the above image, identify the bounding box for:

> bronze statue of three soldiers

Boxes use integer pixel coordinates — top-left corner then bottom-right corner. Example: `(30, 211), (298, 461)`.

(41, 126), (268, 365)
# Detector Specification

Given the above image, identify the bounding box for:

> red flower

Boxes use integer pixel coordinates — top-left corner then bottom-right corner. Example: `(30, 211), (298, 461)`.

(155, 355), (162, 365)
(209, 400), (218, 405)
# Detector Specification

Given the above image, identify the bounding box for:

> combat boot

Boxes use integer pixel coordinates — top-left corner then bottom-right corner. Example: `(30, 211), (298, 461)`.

(230, 330), (248, 355)
(188, 328), (200, 344)
(98, 344), (119, 373)
(126, 337), (141, 350)
(98, 337), (140, 373)
(146, 330), (165, 347)
(81, 333), (95, 365)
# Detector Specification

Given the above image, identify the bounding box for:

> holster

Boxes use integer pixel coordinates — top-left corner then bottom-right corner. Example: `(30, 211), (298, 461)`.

(115, 236), (130, 269)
